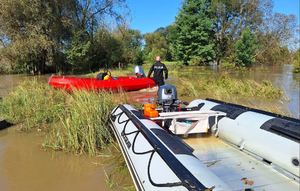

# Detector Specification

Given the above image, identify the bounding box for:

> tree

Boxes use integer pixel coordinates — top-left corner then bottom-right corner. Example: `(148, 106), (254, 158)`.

(143, 26), (175, 61)
(234, 28), (258, 67)
(256, 11), (297, 65)
(170, 0), (216, 65)
(144, 32), (168, 61)
(91, 27), (122, 69)
(65, 31), (91, 71)
(0, 0), (127, 74)
(0, 0), (77, 73)
(211, 0), (266, 65)
(114, 26), (143, 65)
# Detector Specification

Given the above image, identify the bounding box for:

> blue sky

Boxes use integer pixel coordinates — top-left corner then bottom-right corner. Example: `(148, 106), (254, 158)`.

(126, 0), (300, 34)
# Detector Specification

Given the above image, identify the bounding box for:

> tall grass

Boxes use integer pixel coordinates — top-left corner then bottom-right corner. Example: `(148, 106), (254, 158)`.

(174, 74), (282, 100)
(44, 90), (115, 155)
(0, 80), (123, 155)
(172, 73), (286, 115)
(0, 80), (66, 130)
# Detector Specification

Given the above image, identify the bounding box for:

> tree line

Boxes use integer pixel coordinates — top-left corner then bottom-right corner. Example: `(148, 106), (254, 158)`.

(0, 0), (143, 74)
(0, 0), (299, 74)
(144, 0), (299, 67)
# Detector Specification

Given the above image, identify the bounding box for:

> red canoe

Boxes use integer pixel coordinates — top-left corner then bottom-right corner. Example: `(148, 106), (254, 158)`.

(48, 75), (156, 92)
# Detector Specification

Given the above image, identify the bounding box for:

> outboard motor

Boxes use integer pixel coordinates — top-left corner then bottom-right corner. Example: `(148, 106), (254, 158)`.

(157, 84), (179, 112)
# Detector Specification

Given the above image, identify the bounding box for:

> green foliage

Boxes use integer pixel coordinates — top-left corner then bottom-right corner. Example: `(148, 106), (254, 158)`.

(114, 28), (144, 66)
(170, 0), (216, 64)
(134, 49), (145, 65)
(175, 73), (283, 101)
(0, 0), (76, 73)
(44, 90), (115, 155)
(0, 80), (66, 130)
(144, 29), (170, 61)
(255, 12), (297, 65)
(0, 80), (123, 155)
(0, 0), (127, 74)
(143, 0), (297, 68)
(93, 28), (123, 69)
(234, 28), (258, 67)
(211, 0), (263, 65)
(66, 31), (91, 70)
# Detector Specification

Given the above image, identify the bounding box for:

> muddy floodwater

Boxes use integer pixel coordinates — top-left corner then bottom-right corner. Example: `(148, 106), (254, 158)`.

(0, 128), (111, 191)
(0, 64), (299, 191)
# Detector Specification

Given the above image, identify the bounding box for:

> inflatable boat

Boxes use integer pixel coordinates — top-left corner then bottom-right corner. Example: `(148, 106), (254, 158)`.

(48, 75), (156, 92)
(109, 99), (299, 190)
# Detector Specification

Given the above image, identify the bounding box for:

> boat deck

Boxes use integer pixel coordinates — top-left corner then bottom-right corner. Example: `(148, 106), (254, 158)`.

(183, 135), (299, 191)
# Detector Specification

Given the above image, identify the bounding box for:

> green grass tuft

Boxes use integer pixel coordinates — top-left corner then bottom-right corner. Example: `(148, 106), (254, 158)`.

(0, 80), (66, 131)
(174, 73), (282, 100)
(43, 90), (115, 155)
(0, 80), (122, 155)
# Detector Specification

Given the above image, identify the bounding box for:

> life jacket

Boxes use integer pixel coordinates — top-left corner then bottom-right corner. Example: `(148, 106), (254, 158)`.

(103, 75), (111, 80)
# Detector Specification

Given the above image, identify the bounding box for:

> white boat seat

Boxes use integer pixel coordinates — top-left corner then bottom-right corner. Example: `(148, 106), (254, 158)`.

(151, 111), (226, 135)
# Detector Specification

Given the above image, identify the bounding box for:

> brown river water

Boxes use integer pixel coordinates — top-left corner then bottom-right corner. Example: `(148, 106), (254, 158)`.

(0, 64), (299, 191)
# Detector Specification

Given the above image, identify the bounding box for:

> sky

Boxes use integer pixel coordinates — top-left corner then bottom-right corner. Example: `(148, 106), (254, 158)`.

(126, 0), (300, 34)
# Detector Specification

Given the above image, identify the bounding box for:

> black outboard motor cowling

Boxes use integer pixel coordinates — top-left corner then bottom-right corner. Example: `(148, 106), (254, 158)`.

(157, 84), (178, 112)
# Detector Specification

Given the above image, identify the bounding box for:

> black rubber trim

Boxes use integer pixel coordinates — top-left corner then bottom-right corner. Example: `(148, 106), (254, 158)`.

(112, 108), (187, 188)
(260, 118), (300, 143)
(119, 105), (207, 190)
(206, 98), (300, 123)
(182, 103), (205, 111)
(131, 110), (147, 119)
(210, 104), (246, 119)
(150, 128), (194, 155)
(208, 116), (225, 129)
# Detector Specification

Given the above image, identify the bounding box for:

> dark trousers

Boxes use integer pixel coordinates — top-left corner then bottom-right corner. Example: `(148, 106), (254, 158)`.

(155, 79), (165, 86)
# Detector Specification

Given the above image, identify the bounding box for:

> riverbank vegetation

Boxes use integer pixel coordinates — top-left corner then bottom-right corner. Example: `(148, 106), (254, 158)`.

(0, 80), (120, 155)
(0, 0), (298, 74)
(293, 49), (300, 73)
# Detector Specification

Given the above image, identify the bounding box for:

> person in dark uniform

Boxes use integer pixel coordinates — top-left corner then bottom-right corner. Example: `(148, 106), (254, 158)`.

(147, 56), (168, 86)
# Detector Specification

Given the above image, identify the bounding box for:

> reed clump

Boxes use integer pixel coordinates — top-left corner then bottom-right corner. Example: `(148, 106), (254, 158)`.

(0, 80), (122, 155)
(176, 74), (282, 100)
(0, 80), (66, 131)
(44, 90), (115, 155)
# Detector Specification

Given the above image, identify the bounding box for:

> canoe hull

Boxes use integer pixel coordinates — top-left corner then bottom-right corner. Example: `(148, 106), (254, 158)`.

(48, 75), (156, 91)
